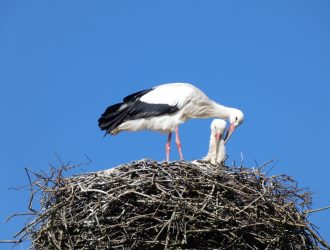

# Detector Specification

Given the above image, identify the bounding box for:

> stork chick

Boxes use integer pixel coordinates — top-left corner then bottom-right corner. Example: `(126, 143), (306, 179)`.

(203, 119), (227, 165)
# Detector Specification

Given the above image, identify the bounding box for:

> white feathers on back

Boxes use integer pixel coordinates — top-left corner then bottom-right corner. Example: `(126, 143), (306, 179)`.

(139, 83), (208, 107)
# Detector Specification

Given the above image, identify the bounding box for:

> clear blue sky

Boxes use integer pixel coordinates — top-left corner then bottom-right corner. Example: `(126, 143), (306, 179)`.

(1, 1), (329, 248)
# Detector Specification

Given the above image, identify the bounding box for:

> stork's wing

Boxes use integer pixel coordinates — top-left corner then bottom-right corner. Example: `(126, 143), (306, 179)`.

(98, 97), (179, 134)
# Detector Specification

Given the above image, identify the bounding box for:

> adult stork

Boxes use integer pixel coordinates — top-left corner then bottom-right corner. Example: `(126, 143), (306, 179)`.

(98, 82), (244, 161)
(203, 119), (227, 165)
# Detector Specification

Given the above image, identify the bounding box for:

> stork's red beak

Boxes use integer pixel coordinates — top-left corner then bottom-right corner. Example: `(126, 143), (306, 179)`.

(224, 123), (235, 144)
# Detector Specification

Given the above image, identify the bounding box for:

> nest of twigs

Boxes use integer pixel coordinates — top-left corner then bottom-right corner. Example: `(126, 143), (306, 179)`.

(11, 160), (329, 249)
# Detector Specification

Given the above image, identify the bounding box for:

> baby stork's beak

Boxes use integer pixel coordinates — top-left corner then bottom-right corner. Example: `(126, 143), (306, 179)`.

(224, 123), (235, 144)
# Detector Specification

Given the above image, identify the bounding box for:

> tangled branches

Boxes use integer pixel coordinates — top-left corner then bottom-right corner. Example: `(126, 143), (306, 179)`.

(7, 160), (330, 249)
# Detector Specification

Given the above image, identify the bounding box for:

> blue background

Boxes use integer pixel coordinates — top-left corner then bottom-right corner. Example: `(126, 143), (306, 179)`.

(1, 1), (329, 248)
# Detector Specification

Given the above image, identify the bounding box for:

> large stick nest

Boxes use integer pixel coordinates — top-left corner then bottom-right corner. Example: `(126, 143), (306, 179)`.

(13, 160), (329, 249)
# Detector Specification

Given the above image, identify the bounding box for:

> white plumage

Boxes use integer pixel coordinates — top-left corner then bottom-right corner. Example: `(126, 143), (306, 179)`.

(98, 82), (244, 161)
(203, 119), (227, 165)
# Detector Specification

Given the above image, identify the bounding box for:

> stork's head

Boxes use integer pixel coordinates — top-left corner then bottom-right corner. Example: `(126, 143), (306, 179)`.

(211, 119), (227, 140)
(210, 119), (227, 160)
(225, 108), (244, 143)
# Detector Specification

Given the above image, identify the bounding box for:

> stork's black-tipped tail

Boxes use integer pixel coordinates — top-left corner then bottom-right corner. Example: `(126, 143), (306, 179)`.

(98, 102), (128, 135)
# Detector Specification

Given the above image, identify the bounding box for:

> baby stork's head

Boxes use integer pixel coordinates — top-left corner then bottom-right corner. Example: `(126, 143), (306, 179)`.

(211, 119), (227, 141)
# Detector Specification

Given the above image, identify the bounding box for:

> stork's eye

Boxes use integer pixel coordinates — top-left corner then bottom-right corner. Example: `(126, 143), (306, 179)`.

(235, 117), (238, 121)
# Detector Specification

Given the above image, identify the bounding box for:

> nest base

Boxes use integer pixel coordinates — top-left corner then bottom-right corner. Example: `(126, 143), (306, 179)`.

(14, 160), (329, 249)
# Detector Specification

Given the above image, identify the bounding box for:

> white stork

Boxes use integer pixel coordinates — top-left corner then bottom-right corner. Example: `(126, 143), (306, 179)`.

(98, 82), (244, 161)
(203, 119), (227, 165)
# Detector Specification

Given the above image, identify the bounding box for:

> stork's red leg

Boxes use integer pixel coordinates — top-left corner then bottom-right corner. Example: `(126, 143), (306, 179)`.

(166, 133), (172, 162)
(175, 127), (184, 160)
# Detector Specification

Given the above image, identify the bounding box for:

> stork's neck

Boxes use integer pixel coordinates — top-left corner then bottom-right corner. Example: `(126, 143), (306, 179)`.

(210, 102), (234, 120)
(204, 132), (217, 163)
(203, 133), (226, 164)
(187, 101), (237, 120)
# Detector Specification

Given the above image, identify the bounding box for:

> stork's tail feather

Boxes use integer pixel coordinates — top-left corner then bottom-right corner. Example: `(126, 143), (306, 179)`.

(98, 103), (128, 135)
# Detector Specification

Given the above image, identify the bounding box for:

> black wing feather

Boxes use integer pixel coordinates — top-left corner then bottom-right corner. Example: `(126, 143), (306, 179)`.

(127, 101), (179, 119)
(123, 88), (153, 102)
(103, 103), (123, 116)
